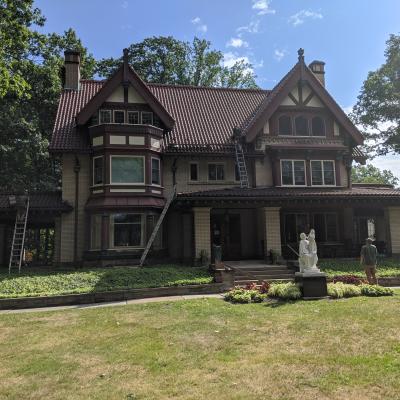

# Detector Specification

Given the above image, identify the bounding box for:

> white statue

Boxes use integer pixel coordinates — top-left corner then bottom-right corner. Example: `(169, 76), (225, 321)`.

(298, 230), (321, 273)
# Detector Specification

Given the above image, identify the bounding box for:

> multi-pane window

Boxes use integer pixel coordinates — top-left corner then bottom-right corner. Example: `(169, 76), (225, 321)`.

(281, 160), (306, 186)
(312, 116), (325, 136)
(111, 156), (144, 184)
(99, 110), (111, 124)
(114, 110), (125, 123)
(284, 213), (309, 243)
(127, 111), (140, 124)
(151, 158), (161, 185)
(208, 163), (225, 181)
(112, 214), (143, 247)
(278, 115), (292, 135)
(311, 161), (335, 186)
(295, 116), (308, 136)
(142, 111), (153, 125)
(312, 213), (338, 242)
(189, 163), (199, 181)
(93, 156), (104, 185)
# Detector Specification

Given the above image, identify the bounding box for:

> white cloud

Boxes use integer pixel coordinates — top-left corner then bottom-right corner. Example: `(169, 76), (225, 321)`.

(288, 10), (323, 27)
(191, 17), (207, 34)
(227, 37), (249, 48)
(252, 0), (275, 15)
(237, 19), (260, 36)
(223, 52), (253, 73)
(370, 156), (400, 181)
(121, 0), (128, 8)
(274, 49), (287, 62)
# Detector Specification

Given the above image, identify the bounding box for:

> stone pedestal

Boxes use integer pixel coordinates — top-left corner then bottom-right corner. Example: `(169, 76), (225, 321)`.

(295, 272), (328, 299)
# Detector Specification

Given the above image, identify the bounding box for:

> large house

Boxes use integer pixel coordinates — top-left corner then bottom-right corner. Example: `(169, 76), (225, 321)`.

(1, 48), (400, 267)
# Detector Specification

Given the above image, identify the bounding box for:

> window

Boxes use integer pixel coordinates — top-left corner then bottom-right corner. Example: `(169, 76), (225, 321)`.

(281, 160), (306, 186)
(295, 116), (308, 136)
(189, 163), (199, 181)
(312, 116), (325, 136)
(312, 213), (338, 242)
(114, 110), (125, 124)
(99, 110), (111, 124)
(111, 156), (144, 184)
(93, 156), (104, 186)
(284, 214), (310, 243)
(90, 215), (102, 250)
(151, 158), (161, 185)
(112, 214), (143, 248)
(311, 161), (335, 186)
(278, 115), (292, 135)
(142, 111), (153, 125)
(128, 111), (139, 124)
(208, 163), (224, 181)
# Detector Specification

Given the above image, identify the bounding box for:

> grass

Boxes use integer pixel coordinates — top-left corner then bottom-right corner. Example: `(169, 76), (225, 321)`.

(319, 258), (400, 278)
(0, 265), (213, 299)
(1, 293), (400, 399)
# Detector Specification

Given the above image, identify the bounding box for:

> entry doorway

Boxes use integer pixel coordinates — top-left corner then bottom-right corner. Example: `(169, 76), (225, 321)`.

(211, 213), (242, 260)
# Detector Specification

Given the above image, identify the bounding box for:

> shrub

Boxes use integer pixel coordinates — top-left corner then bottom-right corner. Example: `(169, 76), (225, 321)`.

(259, 281), (270, 294)
(332, 275), (366, 285)
(267, 283), (302, 300)
(327, 282), (361, 298)
(224, 287), (267, 304)
(360, 284), (394, 297)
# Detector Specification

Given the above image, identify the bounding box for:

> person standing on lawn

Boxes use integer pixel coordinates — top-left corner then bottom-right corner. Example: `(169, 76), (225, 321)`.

(360, 238), (378, 284)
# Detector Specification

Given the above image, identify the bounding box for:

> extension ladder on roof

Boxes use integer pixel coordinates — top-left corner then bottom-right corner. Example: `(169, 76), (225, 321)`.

(234, 142), (250, 188)
(139, 185), (177, 266)
(9, 197), (29, 274)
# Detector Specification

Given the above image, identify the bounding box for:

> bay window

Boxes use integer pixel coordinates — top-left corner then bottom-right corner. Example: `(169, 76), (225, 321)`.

(99, 109), (111, 124)
(311, 160), (335, 186)
(110, 156), (144, 184)
(114, 110), (125, 123)
(142, 111), (153, 125)
(93, 156), (104, 186)
(128, 111), (139, 124)
(111, 214), (143, 248)
(281, 160), (306, 186)
(151, 158), (161, 185)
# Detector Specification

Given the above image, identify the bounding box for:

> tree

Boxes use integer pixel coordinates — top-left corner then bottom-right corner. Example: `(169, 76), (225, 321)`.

(352, 34), (400, 156)
(351, 164), (399, 186)
(0, 1), (96, 193)
(96, 36), (258, 88)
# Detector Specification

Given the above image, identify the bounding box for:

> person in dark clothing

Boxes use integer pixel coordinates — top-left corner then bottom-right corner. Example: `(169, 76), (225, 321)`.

(360, 238), (378, 284)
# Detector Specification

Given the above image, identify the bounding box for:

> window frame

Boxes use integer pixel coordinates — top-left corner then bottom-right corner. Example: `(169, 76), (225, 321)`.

(189, 162), (199, 182)
(280, 159), (307, 187)
(310, 160), (336, 187)
(99, 109), (112, 124)
(151, 157), (161, 186)
(110, 213), (144, 249)
(127, 111), (140, 125)
(92, 155), (104, 187)
(207, 162), (225, 182)
(277, 113), (327, 138)
(113, 109), (125, 124)
(110, 155), (145, 185)
(141, 111), (153, 126)
(278, 115), (293, 136)
(311, 116), (326, 137)
(294, 115), (309, 136)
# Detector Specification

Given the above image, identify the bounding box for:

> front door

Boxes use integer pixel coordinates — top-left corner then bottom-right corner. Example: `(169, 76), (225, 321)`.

(211, 213), (242, 260)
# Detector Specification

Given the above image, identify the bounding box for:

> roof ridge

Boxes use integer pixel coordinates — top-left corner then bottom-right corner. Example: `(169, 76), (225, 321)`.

(147, 82), (270, 92)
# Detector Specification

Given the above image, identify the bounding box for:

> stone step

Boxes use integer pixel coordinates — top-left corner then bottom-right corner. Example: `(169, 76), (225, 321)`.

(253, 274), (295, 280)
(242, 268), (292, 274)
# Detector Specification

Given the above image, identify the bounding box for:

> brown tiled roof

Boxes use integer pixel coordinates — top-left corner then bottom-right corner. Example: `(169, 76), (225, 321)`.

(50, 80), (269, 153)
(0, 192), (72, 212)
(177, 186), (400, 200)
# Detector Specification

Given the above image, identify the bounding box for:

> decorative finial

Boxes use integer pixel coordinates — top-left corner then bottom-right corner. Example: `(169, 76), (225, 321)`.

(123, 48), (129, 63)
(298, 48), (304, 62)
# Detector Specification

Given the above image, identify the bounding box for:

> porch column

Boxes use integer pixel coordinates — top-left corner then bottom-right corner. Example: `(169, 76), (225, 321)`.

(193, 207), (211, 262)
(388, 207), (400, 256)
(264, 207), (282, 257)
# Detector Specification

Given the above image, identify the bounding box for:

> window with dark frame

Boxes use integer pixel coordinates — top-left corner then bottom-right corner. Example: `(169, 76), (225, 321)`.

(281, 160), (306, 186)
(151, 158), (161, 185)
(99, 109), (111, 124)
(208, 164), (225, 181)
(112, 214), (143, 247)
(142, 111), (153, 125)
(278, 115), (292, 135)
(311, 160), (335, 186)
(93, 157), (104, 185)
(190, 163), (198, 181)
(127, 111), (139, 124)
(312, 116), (325, 136)
(295, 116), (308, 136)
(114, 110), (125, 124)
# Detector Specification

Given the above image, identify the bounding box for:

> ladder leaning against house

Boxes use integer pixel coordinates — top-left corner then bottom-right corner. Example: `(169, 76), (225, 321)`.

(139, 185), (177, 266)
(232, 128), (250, 189)
(8, 196), (30, 274)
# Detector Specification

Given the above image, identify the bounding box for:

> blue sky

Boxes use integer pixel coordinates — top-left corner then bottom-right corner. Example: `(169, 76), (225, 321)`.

(34, 0), (400, 177)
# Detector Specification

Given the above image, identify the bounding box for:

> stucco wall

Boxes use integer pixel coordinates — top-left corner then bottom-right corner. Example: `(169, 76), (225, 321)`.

(254, 155), (273, 187)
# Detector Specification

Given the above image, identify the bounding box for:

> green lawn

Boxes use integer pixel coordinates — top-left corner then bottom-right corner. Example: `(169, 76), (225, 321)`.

(0, 266), (213, 298)
(319, 258), (400, 278)
(1, 294), (400, 399)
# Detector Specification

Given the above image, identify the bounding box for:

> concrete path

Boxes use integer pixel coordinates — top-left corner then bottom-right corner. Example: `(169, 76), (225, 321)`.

(0, 294), (225, 315)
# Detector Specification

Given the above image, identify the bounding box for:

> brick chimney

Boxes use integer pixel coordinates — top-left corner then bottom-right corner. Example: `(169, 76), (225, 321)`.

(309, 60), (325, 87)
(64, 50), (81, 90)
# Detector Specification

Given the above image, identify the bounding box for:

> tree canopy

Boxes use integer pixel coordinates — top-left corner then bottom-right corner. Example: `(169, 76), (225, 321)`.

(95, 36), (258, 88)
(351, 164), (399, 187)
(352, 34), (400, 156)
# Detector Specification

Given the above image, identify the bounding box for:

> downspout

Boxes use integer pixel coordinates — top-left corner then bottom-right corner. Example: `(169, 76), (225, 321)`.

(73, 156), (81, 264)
